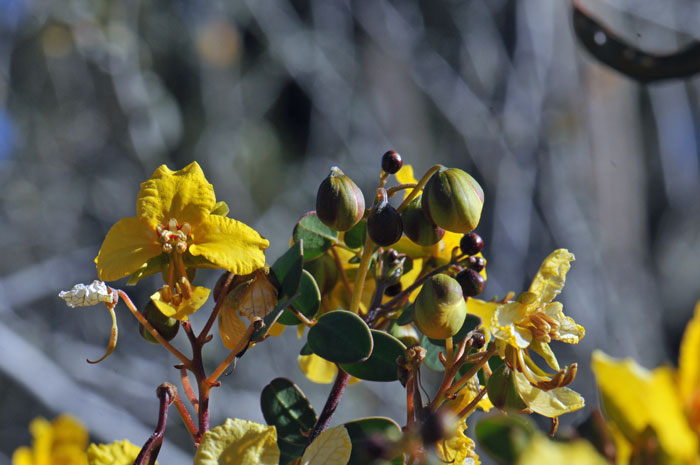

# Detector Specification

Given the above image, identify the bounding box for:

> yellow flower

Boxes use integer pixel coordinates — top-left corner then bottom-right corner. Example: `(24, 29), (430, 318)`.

(95, 162), (268, 282)
(467, 250), (584, 417)
(436, 419), (480, 465)
(680, 300), (700, 435)
(592, 338), (700, 463)
(517, 435), (609, 465)
(301, 425), (352, 465)
(194, 418), (279, 465)
(468, 249), (583, 371)
(13, 415), (89, 465)
(86, 440), (145, 465)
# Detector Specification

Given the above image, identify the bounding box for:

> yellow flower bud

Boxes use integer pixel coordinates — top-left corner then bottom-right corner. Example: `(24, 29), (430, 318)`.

(413, 274), (467, 339)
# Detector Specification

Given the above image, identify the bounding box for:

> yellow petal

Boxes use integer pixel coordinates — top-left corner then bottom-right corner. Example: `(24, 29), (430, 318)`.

(437, 420), (480, 465)
(517, 435), (608, 465)
(137, 162), (216, 230)
(467, 298), (498, 334)
(299, 354), (337, 384)
(679, 300), (700, 410)
(219, 306), (248, 351)
(11, 447), (33, 465)
(528, 249), (574, 306)
(529, 340), (560, 372)
(233, 272), (278, 321)
(542, 302), (584, 344)
(395, 164), (418, 192)
(267, 322), (286, 338)
(392, 236), (439, 260)
(189, 215), (269, 275)
(87, 440), (143, 465)
(445, 376), (492, 414)
(301, 425), (351, 465)
(493, 302), (531, 348)
(592, 350), (698, 460)
(194, 418), (279, 465)
(435, 231), (463, 265)
(95, 217), (162, 281)
(513, 371), (584, 417)
(151, 286), (211, 320)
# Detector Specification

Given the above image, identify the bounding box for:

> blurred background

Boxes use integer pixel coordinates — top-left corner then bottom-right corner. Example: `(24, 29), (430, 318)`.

(1, 0), (700, 463)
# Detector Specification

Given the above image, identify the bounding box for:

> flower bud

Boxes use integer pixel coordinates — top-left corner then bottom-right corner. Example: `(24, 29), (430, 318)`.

(486, 364), (528, 412)
(422, 167), (484, 233)
(390, 323), (420, 347)
(455, 269), (485, 297)
(367, 193), (403, 247)
(139, 300), (180, 344)
(303, 253), (339, 295)
(316, 167), (366, 231)
(413, 274), (467, 339)
(381, 150), (403, 174)
(459, 232), (484, 256)
(401, 195), (445, 246)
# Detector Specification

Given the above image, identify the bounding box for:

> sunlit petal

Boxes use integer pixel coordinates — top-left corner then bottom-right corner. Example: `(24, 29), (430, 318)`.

(513, 371), (584, 417)
(528, 249), (574, 306)
(189, 215), (268, 275)
(137, 162), (216, 229)
(194, 419), (279, 465)
(152, 286), (211, 320)
(543, 302), (584, 344)
(95, 217), (161, 281)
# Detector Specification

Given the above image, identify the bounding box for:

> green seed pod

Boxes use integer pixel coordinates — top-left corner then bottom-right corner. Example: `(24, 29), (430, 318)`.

(422, 167), (484, 234)
(486, 364), (528, 412)
(413, 274), (467, 339)
(303, 253), (339, 295)
(401, 195), (445, 246)
(139, 300), (180, 344)
(316, 166), (365, 231)
(390, 323), (420, 347)
(367, 194), (403, 247)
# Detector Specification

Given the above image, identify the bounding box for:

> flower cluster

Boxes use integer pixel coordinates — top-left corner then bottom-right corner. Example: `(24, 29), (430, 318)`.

(43, 155), (590, 465)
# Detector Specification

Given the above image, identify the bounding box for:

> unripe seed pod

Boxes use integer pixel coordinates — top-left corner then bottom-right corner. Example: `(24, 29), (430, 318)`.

(413, 274), (467, 339)
(367, 193), (403, 247)
(304, 253), (339, 295)
(401, 195), (445, 246)
(486, 364), (528, 412)
(381, 150), (403, 174)
(139, 300), (180, 344)
(460, 232), (484, 256)
(316, 167), (365, 231)
(470, 332), (486, 349)
(456, 269), (485, 297)
(422, 167), (484, 233)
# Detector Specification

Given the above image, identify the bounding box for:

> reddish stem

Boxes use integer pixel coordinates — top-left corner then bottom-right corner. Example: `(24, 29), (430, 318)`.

(305, 369), (351, 447)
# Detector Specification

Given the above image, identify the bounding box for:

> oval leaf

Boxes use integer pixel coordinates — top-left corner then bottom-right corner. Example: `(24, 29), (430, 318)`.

(260, 378), (317, 445)
(293, 212), (338, 260)
(278, 270), (321, 325)
(475, 413), (535, 464)
(271, 241), (304, 301)
(343, 417), (402, 465)
(340, 330), (406, 382)
(301, 425), (351, 465)
(343, 220), (367, 249)
(308, 310), (373, 364)
(420, 335), (446, 372)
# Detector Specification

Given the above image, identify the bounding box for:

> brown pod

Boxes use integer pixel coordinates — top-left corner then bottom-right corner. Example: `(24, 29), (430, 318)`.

(367, 196), (403, 247)
(315, 167), (365, 231)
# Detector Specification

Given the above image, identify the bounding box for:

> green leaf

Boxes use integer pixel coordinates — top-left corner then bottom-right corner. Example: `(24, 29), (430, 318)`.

(396, 304), (414, 325)
(340, 330), (406, 382)
(271, 241), (304, 301)
(420, 335), (445, 372)
(299, 342), (313, 356)
(277, 270), (321, 325)
(308, 310), (373, 364)
(475, 413), (535, 464)
(278, 437), (304, 465)
(210, 201), (230, 216)
(261, 377), (317, 447)
(428, 314), (480, 347)
(343, 417), (402, 465)
(293, 212), (338, 260)
(344, 220), (367, 249)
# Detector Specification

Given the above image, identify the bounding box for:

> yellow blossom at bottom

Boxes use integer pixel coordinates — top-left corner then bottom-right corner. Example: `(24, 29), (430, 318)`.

(13, 415), (88, 465)
(87, 440), (144, 465)
(301, 425), (352, 465)
(517, 435), (608, 465)
(436, 420), (480, 465)
(194, 418), (279, 465)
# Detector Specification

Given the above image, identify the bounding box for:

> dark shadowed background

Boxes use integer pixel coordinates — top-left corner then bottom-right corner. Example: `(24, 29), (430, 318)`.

(1, 0), (700, 463)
